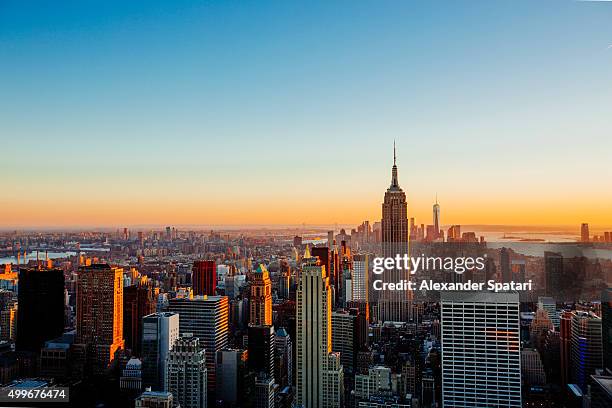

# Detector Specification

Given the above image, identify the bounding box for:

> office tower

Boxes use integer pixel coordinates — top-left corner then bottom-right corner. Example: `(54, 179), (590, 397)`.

(75, 264), (125, 374)
(254, 376), (275, 408)
(537, 296), (559, 329)
(16, 267), (65, 353)
(351, 254), (369, 303)
(602, 288), (612, 373)
(570, 311), (602, 390)
(120, 357), (143, 391)
(142, 312), (179, 391)
(216, 349), (248, 407)
(500, 247), (511, 283)
(192, 260), (217, 296)
(249, 265), (272, 326)
(166, 334), (207, 408)
(433, 197), (440, 239)
(545, 251), (563, 298)
(560, 311), (573, 386)
(124, 283), (156, 356)
(275, 328), (292, 389)
(191, 261), (217, 296)
(581, 223), (590, 242)
(331, 310), (356, 373)
(311, 247), (331, 286)
(296, 253), (344, 408)
(327, 231), (334, 247)
(248, 324), (275, 380)
(168, 295), (229, 397)
(521, 348), (546, 386)
(441, 291), (521, 407)
(378, 143), (410, 323)
(135, 390), (173, 408)
(530, 308), (553, 351)
(447, 225), (461, 241)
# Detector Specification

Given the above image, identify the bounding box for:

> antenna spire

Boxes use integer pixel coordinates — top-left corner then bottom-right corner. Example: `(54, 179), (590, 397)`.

(393, 140), (396, 166)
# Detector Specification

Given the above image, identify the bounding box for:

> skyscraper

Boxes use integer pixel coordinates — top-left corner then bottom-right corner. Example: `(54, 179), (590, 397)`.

(331, 310), (356, 373)
(248, 324), (275, 380)
(249, 265), (272, 326)
(433, 196), (441, 240)
(581, 223), (590, 242)
(16, 267), (65, 353)
(296, 252), (344, 408)
(141, 312), (179, 391)
(500, 247), (511, 283)
(192, 260), (217, 296)
(123, 283), (156, 356)
(166, 334), (207, 408)
(75, 264), (125, 374)
(544, 251), (563, 298)
(216, 348), (248, 407)
(570, 311), (602, 390)
(441, 291), (521, 407)
(378, 142), (410, 323)
(275, 328), (293, 389)
(351, 254), (370, 304)
(603, 288), (612, 373)
(168, 295), (229, 398)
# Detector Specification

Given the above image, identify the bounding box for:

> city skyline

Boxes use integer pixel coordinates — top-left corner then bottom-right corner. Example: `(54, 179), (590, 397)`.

(2, 1), (612, 227)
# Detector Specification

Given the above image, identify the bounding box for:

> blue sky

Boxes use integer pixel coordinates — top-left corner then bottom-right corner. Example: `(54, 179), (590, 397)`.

(1, 1), (612, 227)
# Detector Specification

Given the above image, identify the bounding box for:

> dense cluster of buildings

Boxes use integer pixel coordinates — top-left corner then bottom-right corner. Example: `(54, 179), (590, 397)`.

(0, 148), (610, 407)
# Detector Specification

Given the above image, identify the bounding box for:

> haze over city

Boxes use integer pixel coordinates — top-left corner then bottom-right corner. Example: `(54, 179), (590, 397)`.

(2, 1), (612, 228)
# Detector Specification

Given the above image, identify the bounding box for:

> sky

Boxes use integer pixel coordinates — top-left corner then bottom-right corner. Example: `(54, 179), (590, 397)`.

(1, 1), (612, 228)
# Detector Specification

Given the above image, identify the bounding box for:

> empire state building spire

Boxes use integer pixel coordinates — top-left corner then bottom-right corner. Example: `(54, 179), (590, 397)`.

(391, 141), (399, 188)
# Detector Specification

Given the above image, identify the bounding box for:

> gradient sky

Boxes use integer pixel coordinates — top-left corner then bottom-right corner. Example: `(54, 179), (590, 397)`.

(1, 1), (612, 228)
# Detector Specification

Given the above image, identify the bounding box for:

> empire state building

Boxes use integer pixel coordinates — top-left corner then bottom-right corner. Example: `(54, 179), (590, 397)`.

(378, 143), (411, 323)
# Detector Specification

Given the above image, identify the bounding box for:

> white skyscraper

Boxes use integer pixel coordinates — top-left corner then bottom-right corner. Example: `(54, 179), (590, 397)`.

(296, 248), (344, 408)
(351, 254), (370, 303)
(141, 312), (180, 391)
(441, 291), (522, 407)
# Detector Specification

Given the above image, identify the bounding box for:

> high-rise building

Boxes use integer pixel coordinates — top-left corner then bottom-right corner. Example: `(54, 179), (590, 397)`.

(166, 334), (207, 408)
(141, 312), (179, 391)
(274, 328), (292, 389)
(570, 311), (602, 390)
(16, 267), (65, 353)
(544, 251), (563, 298)
(537, 296), (559, 329)
(75, 264), (125, 374)
(560, 310), (573, 386)
(602, 288), (612, 373)
(521, 348), (546, 386)
(351, 254), (370, 304)
(192, 260), (217, 296)
(254, 375), (275, 408)
(216, 348), (248, 407)
(378, 143), (410, 323)
(499, 248), (511, 283)
(433, 197), (441, 240)
(441, 291), (521, 407)
(168, 295), (229, 398)
(249, 265), (272, 326)
(296, 252), (344, 408)
(581, 223), (590, 242)
(123, 283), (156, 356)
(331, 310), (356, 373)
(248, 324), (275, 380)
